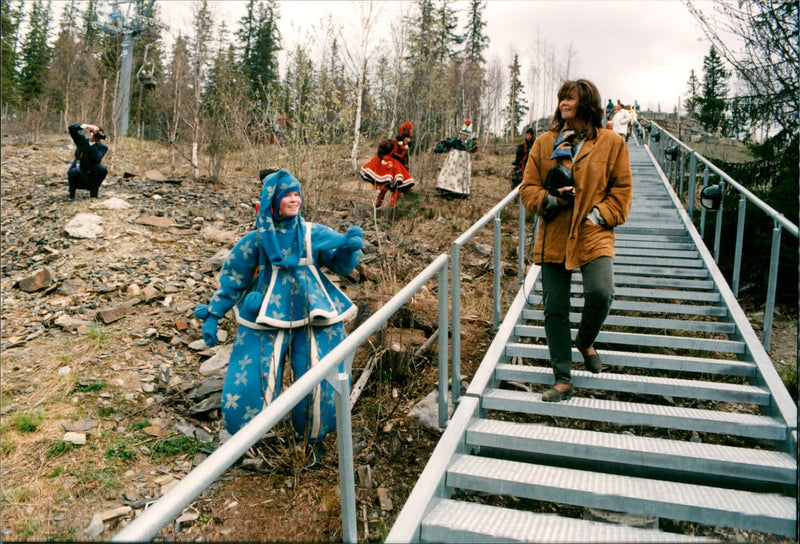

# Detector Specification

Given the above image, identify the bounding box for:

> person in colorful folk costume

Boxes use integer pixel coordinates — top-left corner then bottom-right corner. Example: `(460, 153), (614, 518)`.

(360, 122), (415, 207)
(194, 170), (364, 460)
(433, 119), (479, 199)
(67, 123), (108, 200)
(511, 127), (535, 189)
(519, 79), (632, 403)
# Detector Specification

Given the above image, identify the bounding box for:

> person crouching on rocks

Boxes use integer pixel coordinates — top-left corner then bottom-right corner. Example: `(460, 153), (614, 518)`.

(67, 123), (108, 200)
(194, 169), (363, 466)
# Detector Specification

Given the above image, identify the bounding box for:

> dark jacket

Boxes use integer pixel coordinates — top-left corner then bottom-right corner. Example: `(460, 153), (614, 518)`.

(69, 124), (108, 175)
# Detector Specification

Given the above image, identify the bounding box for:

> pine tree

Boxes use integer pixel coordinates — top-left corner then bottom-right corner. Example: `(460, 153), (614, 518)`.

(684, 69), (701, 119)
(18, 0), (52, 102)
(505, 53), (527, 139)
(698, 46), (729, 132)
(460, 0), (488, 125)
(237, 0), (280, 109)
(1, 0), (21, 109)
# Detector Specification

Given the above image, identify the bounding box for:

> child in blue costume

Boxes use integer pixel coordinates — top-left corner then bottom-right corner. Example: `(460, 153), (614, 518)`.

(195, 170), (363, 446)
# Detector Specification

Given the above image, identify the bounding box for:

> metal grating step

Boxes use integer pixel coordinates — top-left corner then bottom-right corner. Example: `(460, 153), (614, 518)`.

(494, 363), (770, 405)
(521, 309), (735, 334)
(612, 264), (709, 278)
(528, 296), (729, 317)
(481, 388), (786, 440)
(445, 454), (796, 537)
(514, 326), (746, 354)
(504, 344), (757, 377)
(420, 498), (713, 543)
(531, 285), (720, 302)
(466, 419), (797, 485)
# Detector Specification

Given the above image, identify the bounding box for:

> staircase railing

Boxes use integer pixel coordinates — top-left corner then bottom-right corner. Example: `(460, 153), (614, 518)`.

(112, 254), (450, 543)
(645, 121), (798, 351)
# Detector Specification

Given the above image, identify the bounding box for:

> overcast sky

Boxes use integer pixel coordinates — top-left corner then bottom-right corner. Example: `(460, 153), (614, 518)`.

(81, 0), (715, 117)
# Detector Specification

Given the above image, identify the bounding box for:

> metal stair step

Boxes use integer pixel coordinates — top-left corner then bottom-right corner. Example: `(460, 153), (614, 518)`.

(481, 388), (786, 440)
(607, 275), (714, 290)
(615, 246), (699, 259)
(514, 326), (746, 354)
(529, 295), (728, 317)
(613, 264), (709, 278)
(521, 309), (735, 334)
(614, 255), (705, 268)
(531, 284), (719, 302)
(445, 454), (796, 537)
(466, 419), (797, 485)
(615, 239), (695, 250)
(420, 498), (712, 543)
(494, 363), (770, 405)
(505, 344), (756, 377)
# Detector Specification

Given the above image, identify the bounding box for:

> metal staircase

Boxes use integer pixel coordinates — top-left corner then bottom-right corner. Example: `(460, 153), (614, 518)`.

(388, 144), (797, 542)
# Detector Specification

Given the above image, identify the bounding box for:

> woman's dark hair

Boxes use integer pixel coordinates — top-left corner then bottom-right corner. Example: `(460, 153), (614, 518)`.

(548, 79), (604, 139)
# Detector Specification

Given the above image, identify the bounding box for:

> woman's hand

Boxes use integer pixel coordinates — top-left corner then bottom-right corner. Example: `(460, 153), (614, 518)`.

(555, 186), (575, 206)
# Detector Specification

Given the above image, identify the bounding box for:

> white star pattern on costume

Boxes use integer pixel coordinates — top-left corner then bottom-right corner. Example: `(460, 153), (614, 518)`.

(334, 298), (346, 311)
(281, 247), (292, 258)
(243, 405), (260, 421)
(238, 354), (254, 368)
(224, 393), (240, 410)
(270, 293), (282, 306)
(234, 371), (248, 386)
(234, 331), (246, 346)
(239, 239), (253, 259)
(210, 292), (222, 304)
(229, 269), (245, 286)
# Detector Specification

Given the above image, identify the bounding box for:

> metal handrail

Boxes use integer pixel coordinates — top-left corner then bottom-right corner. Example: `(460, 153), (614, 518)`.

(449, 187), (526, 405)
(645, 121), (798, 351)
(113, 254), (450, 543)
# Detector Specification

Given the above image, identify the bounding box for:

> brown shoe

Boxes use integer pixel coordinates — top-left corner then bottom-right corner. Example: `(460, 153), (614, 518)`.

(580, 347), (603, 374)
(542, 384), (573, 402)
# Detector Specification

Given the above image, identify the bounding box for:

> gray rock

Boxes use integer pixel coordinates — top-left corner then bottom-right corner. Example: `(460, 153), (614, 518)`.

(63, 432), (87, 445)
(408, 389), (454, 432)
(65, 213), (103, 238)
(188, 392), (222, 415)
(54, 314), (93, 332)
(199, 343), (233, 376)
(63, 419), (97, 432)
(188, 374), (225, 401)
(84, 513), (104, 537)
(91, 197), (132, 210)
(59, 278), (86, 295)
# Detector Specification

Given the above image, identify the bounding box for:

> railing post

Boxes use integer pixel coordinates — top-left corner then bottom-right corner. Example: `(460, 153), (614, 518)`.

(450, 242), (461, 405)
(700, 168), (709, 238)
(687, 152), (697, 220)
(713, 182), (725, 262)
(333, 372), (357, 544)
(678, 148), (686, 202)
(763, 222), (782, 352)
(493, 214), (502, 330)
(732, 195), (746, 296)
(438, 262), (449, 428)
(518, 197), (525, 284)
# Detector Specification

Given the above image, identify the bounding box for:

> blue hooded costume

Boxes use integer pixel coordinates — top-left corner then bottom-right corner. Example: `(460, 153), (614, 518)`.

(195, 170), (363, 440)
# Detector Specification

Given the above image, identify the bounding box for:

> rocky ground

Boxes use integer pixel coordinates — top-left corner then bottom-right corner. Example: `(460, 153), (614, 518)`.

(1, 131), (795, 542)
(0, 132), (514, 542)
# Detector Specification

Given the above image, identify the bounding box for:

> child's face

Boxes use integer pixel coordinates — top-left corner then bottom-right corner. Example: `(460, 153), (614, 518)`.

(278, 191), (301, 217)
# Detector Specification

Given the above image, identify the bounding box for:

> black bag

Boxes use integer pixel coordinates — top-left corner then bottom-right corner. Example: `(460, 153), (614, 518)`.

(544, 163), (575, 203)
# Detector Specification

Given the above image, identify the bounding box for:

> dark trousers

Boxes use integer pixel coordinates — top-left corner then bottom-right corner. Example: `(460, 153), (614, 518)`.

(68, 164), (107, 198)
(541, 256), (614, 384)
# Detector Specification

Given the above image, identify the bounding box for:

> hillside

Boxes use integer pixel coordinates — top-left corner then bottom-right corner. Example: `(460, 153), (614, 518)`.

(1, 131), (794, 542)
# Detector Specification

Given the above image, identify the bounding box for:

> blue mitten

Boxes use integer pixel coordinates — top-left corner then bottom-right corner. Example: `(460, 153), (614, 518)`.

(342, 226), (363, 251)
(201, 316), (219, 347)
(194, 305), (210, 320)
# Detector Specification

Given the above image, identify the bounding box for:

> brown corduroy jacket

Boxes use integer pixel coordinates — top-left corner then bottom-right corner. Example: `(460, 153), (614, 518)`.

(520, 128), (633, 270)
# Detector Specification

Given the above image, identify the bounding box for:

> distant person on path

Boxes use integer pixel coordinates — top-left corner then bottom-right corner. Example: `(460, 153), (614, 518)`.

(67, 123), (108, 200)
(611, 104), (631, 142)
(433, 119), (479, 199)
(519, 79), (633, 402)
(605, 99), (614, 121)
(194, 170), (363, 465)
(511, 127), (535, 189)
(360, 122), (415, 208)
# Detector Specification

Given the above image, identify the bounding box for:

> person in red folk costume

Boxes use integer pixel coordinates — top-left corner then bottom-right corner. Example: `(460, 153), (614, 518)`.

(360, 122), (416, 208)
